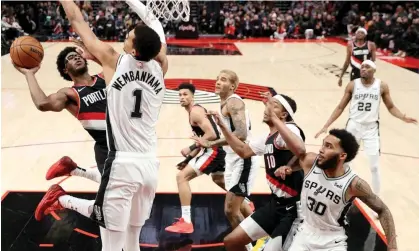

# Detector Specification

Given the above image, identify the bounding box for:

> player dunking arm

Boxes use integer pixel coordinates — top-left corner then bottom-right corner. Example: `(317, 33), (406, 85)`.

(338, 27), (376, 87)
(206, 95), (305, 251)
(165, 83), (227, 234)
(316, 60), (417, 195)
(268, 100), (398, 251)
(193, 70), (258, 239)
(35, 1), (168, 251)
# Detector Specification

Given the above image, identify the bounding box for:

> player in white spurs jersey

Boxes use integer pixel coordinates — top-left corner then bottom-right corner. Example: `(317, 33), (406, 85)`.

(58, 1), (168, 250)
(193, 70), (258, 237)
(273, 118), (398, 250)
(315, 60), (417, 195)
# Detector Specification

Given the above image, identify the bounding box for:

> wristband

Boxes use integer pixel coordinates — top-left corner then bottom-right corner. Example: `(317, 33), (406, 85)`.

(184, 155), (193, 163)
(189, 144), (198, 151)
(177, 155), (193, 167)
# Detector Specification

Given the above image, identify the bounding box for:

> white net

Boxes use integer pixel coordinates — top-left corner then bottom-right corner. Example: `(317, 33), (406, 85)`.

(146, 0), (190, 22)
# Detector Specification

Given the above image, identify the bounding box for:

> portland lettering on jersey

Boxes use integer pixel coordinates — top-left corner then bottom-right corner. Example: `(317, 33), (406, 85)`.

(265, 143), (274, 154)
(111, 70), (162, 94)
(304, 179), (341, 204)
(81, 89), (107, 107)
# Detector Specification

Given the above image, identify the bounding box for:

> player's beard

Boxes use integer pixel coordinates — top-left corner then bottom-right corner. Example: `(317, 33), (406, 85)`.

(316, 153), (339, 170)
(69, 65), (88, 77)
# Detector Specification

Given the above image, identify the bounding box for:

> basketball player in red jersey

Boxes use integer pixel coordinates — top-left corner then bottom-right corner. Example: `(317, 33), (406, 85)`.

(165, 83), (226, 233)
(338, 27), (376, 86)
(12, 46), (109, 220)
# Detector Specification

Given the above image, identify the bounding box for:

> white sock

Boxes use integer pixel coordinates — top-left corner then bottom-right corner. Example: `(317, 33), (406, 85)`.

(181, 206), (191, 223)
(125, 0), (166, 44)
(58, 195), (94, 218)
(100, 227), (126, 251)
(124, 225), (142, 251)
(367, 154), (380, 195)
(70, 167), (101, 183)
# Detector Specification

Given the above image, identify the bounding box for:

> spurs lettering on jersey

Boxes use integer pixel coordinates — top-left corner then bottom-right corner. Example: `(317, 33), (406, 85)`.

(302, 162), (356, 231)
(304, 180), (341, 205)
(349, 78), (381, 123)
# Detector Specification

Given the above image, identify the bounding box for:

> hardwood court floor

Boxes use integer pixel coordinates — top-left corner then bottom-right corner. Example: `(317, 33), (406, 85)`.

(2, 39), (418, 250)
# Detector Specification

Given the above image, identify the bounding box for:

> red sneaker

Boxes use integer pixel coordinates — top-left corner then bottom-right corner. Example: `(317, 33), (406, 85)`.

(44, 201), (65, 216)
(35, 184), (66, 221)
(165, 218), (194, 234)
(46, 156), (77, 180)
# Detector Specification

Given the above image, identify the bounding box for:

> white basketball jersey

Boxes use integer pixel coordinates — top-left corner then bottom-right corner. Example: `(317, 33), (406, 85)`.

(301, 159), (357, 231)
(106, 54), (165, 153)
(348, 78), (381, 124)
(219, 94), (252, 153)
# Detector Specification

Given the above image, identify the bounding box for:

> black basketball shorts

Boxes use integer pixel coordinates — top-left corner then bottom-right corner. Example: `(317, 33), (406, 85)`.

(240, 197), (298, 241)
(94, 142), (108, 174)
(191, 147), (226, 175)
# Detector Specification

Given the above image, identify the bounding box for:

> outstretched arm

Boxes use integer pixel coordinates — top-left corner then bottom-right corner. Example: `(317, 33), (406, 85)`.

(125, 0), (168, 76)
(338, 42), (352, 86)
(208, 98), (248, 147)
(182, 107), (216, 158)
(13, 64), (76, 113)
(315, 81), (354, 138)
(381, 82), (417, 124)
(266, 99), (316, 175)
(218, 122), (256, 159)
(60, 0), (119, 80)
(349, 177), (398, 250)
(192, 111), (256, 159)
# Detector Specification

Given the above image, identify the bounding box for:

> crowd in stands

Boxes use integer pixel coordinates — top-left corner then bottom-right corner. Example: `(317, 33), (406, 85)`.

(2, 1), (419, 58)
(344, 2), (419, 57)
(197, 1), (342, 39)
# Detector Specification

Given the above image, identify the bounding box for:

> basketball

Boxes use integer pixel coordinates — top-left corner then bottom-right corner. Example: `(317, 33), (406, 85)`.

(10, 36), (44, 69)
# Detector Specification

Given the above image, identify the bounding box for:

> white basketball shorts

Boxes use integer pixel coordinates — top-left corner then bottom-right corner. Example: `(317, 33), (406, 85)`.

(346, 119), (380, 155)
(224, 153), (259, 197)
(288, 223), (348, 251)
(90, 151), (159, 231)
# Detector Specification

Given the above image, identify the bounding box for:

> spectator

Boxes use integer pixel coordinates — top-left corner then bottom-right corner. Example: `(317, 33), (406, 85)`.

(1, 0), (417, 59)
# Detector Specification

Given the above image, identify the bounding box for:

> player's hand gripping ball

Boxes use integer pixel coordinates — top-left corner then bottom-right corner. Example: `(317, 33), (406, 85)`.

(10, 36), (44, 69)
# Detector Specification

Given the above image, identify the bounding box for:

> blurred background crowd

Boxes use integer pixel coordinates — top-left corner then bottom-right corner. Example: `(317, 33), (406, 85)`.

(2, 1), (419, 57)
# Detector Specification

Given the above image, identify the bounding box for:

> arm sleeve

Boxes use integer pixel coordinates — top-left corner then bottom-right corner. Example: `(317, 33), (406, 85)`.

(274, 124), (302, 148)
(249, 133), (268, 156)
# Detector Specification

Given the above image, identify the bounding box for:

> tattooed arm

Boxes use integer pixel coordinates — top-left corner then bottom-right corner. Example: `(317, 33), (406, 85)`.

(208, 98), (247, 147)
(349, 177), (398, 251)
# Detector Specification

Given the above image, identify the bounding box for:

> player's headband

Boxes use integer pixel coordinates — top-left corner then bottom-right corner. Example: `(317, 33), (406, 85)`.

(356, 27), (368, 35)
(273, 95), (295, 120)
(361, 60), (376, 69)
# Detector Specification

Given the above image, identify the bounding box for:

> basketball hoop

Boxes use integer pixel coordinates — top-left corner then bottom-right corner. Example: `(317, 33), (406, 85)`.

(146, 0), (190, 22)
